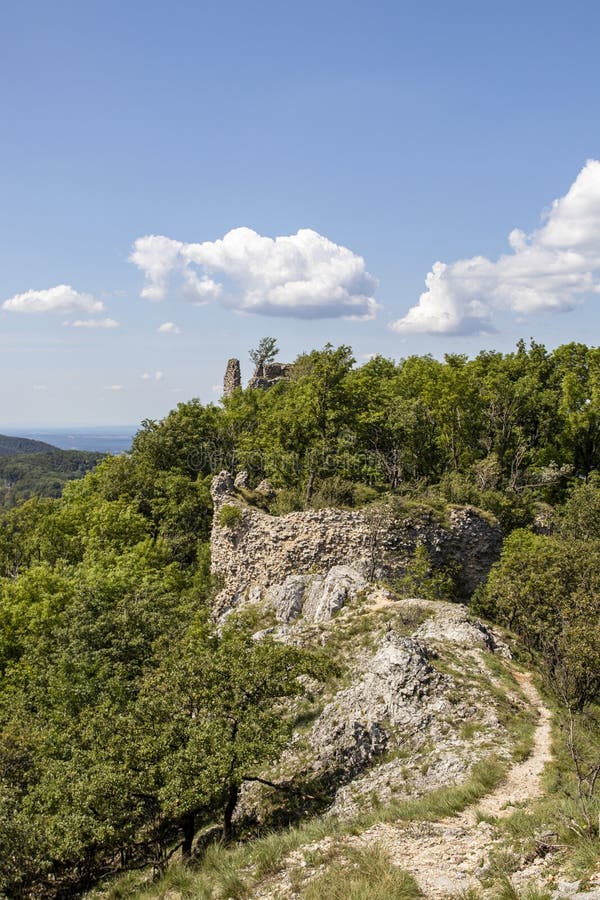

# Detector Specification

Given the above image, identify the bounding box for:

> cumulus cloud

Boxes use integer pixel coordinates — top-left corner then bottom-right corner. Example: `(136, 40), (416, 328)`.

(157, 321), (181, 334)
(141, 371), (164, 381)
(130, 227), (378, 320)
(391, 160), (600, 335)
(64, 317), (120, 329)
(3, 284), (104, 315)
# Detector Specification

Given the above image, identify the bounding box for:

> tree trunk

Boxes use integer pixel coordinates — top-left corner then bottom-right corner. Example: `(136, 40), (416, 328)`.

(222, 782), (239, 841)
(181, 810), (195, 860)
(305, 469), (315, 506)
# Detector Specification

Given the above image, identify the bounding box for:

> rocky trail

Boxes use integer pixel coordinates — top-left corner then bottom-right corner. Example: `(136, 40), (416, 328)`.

(257, 667), (557, 899)
(352, 670), (554, 898)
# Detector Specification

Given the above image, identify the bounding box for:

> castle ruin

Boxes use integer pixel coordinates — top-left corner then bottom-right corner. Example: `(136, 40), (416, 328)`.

(223, 358), (293, 396)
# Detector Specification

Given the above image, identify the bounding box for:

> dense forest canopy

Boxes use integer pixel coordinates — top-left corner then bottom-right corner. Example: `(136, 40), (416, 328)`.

(1, 339), (600, 895)
(0, 449), (104, 511)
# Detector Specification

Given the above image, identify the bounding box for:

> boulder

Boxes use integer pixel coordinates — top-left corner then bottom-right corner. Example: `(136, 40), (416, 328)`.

(303, 566), (367, 622)
(265, 575), (311, 623)
(309, 632), (443, 778)
(264, 565), (367, 623)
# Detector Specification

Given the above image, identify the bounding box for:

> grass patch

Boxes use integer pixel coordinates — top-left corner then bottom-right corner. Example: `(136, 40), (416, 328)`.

(301, 845), (421, 899)
(358, 756), (507, 827)
(460, 720), (484, 740)
(483, 689), (600, 888)
(488, 877), (552, 899)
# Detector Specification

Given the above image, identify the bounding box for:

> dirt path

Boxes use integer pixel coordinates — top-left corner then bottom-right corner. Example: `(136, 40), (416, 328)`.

(353, 670), (554, 898)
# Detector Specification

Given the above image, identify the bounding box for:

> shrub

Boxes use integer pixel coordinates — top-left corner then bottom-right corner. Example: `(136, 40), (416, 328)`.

(218, 504), (243, 529)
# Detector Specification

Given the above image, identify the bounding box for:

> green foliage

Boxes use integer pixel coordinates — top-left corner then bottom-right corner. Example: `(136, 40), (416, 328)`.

(394, 542), (457, 601)
(4, 339), (600, 894)
(0, 433), (57, 456)
(559, 478), (600, 539)
(0, 572), (326, 893)
(0, 449), (103, 509)
(218, 504), (243, 529)
(218, 339), (600, 515)
(136, 611), (330, 839)
(473, 531), (600, 710)
(249, 335), (279, 370)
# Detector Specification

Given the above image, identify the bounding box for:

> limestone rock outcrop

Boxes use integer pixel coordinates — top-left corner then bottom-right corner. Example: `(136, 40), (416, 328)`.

(235, 600), (516, 824)
(308, 632), (442, 777)
(264, 565), (367, 624)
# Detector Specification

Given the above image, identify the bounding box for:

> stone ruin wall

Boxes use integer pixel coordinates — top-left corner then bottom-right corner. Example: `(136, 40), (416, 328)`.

(223, 359), (241, 397)
(222, 358), (293, 396)
(210, 471), (502, 612)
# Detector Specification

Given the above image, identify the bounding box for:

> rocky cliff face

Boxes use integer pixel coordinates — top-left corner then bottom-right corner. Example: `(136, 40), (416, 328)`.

(210, 471), (502, 614)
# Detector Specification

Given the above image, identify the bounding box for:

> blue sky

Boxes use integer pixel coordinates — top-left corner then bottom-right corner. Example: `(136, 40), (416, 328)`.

(2, 0), (600, 425)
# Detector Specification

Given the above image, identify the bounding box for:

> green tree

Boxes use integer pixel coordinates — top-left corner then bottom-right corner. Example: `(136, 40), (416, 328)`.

(249, 336), (279, 373)
(137, 612), (329, 850)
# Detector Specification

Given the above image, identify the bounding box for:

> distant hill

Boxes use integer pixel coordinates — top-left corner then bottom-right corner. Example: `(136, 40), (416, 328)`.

(0, 448), (103, 510)
(0, 433), (59, 456)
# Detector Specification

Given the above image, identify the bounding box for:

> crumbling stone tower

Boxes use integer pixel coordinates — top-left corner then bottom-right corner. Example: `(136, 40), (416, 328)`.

(223, 358), (241, 397)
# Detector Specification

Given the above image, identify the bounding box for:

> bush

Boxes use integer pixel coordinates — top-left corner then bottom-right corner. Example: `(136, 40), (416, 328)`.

(393, 543), (457, 601)
(218, 504), (243, 529)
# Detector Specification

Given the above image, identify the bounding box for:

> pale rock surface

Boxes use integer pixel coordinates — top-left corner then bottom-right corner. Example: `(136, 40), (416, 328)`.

(255, 479), (275, 498)
(302, 565), (367, 623)
(264, 566), (366, 624)
(234, 470), (250, 489)
(264, 575), (311, 623)
(210, 471), (502, 614)
(306, 632), (444, 782)
(415, 606), (506, 654)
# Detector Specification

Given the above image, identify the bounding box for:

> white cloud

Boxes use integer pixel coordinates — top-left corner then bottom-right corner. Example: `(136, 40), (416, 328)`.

(130, 227), (378, 320)
(157, 321), (181, 334)
(64, 317), (120, 329)
(155, 370), (164, 381)
(141, 372), (151, 380)
(3, 284), (104, 315)
(391, 160), (600, 335)
(141, 370), (165, 381)
(104, 384), (123, 392)
(33, 384), (48, 392)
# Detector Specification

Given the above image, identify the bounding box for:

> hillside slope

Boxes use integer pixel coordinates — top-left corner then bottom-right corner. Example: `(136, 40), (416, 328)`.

(0, 433), (58, 456)
(0, 448), (104, 509)
(91, 587), (559, 899)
